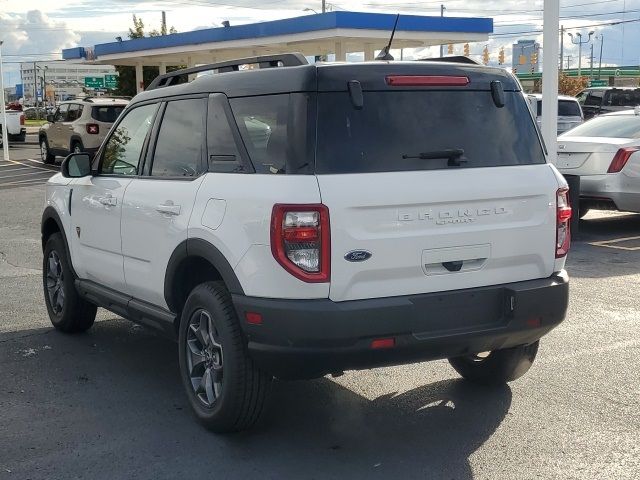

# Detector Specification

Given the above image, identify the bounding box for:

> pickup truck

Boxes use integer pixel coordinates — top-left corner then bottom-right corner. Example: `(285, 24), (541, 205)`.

(0, 109), (26, 146)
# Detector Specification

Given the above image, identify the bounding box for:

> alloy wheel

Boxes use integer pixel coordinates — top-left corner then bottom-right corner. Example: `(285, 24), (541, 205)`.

(185, 309), (224, 407)
(45, 251), (65, 314)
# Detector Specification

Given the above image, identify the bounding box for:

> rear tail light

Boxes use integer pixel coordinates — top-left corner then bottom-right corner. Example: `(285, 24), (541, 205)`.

(607, 147), (639, 173)
(556, 188), (572, 258)
(385, 75), (469, 87)
(19, 114), (25, 126)
(271, 204), (330, 282)
(86, 124), (99, 135)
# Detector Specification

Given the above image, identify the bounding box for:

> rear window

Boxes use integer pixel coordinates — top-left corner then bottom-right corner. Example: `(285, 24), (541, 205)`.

(604, 90), (640, 107)
(92, 105), (126, 123)
(563, 114), (640, 139)
(558, 100), (582, 117)
(315, 91), (545, 174)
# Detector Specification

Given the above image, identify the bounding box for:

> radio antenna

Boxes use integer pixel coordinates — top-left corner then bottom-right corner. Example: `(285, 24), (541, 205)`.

(375, 14), (400, 61)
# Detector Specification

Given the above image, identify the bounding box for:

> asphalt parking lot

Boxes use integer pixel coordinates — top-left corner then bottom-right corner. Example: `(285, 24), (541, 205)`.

(1, 144), (639, 479)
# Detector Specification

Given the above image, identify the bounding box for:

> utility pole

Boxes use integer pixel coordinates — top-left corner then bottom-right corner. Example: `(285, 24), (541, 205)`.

(439, 5), (446, 57)
(161, 11), (167, 35)
(565, 55), (572, 70)
(589, 44), (594, 80)
(33, 61), (39, 120)
(567, 31), (594, 78)
(597, 34), (604, 80)
(322, 0), (326, 13)
(560, 25), (564, 72)
(0, 40), (9, 161)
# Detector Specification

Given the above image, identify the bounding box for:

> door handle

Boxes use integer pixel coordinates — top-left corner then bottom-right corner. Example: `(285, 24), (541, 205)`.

(98, 194), (117, 207)
(156, 203), (181, 216)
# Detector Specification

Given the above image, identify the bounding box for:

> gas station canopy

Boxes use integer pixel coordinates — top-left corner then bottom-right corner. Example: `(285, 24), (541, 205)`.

(62, 11), (493, 67)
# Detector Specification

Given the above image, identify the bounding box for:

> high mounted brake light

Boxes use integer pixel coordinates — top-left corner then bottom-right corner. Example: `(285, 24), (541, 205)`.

(385, 75), (469, 87)
(556, 188), (572, 258)
(271, 204), (330, 283)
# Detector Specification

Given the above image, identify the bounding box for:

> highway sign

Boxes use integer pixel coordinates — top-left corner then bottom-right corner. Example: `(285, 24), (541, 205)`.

(84, 76), (104, 89)
(589, 79), (608, 87)
(104, 75), (118, 89)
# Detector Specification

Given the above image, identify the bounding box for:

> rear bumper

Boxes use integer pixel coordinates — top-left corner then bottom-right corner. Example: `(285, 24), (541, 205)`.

(578, 174), (640, 213)
(8, 129), (27, 142)
(232, 271), (569, 379)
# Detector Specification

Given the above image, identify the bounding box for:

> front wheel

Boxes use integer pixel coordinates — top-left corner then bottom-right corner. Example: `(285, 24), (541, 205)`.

(40, 138), (55, 164)
(178, 281), (272, 433)
(43, 233), (97, 333)
(448, 341), (539, 386)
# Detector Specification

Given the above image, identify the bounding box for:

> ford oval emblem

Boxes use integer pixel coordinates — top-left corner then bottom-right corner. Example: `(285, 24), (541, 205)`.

(344, 250), (372, 262)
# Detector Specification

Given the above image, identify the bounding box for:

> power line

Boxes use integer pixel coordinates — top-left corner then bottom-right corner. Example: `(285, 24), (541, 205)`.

(489, 16), (640, 37)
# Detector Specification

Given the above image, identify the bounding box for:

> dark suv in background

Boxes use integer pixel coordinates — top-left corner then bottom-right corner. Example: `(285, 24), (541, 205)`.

(576, 87), (640, 120)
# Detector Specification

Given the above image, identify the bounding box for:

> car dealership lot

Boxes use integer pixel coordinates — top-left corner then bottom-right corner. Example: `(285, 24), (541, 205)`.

(0, 145), (639, 479)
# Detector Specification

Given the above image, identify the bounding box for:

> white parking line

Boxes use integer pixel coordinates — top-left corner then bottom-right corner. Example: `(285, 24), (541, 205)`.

(590, 235), (640, 251)
(0, 170), (52, 180)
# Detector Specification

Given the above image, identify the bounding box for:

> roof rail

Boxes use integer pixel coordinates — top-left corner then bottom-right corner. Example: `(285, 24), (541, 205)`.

(418, 56), (481, 65)
(81, 96), (132, 103)
(147, 53), (308, 90)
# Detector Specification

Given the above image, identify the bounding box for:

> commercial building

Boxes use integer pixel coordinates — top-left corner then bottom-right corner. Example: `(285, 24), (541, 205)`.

(20, 61), (117, 105)
(62, 11), (493, 93)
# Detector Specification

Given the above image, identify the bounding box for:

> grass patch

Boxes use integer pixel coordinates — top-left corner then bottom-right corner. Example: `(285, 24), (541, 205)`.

(24, 119), (48, 127)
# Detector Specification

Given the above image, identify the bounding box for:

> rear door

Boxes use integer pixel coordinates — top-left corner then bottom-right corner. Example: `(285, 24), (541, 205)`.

(315, 80), (560, 302)
(121, 97), (208, 308)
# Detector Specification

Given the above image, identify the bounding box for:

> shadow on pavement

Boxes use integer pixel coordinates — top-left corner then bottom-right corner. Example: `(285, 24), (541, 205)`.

(1, 319), (512, 479)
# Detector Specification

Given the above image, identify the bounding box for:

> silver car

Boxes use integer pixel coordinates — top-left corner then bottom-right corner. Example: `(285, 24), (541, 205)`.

(527, 94), (584, 136)
(556, 108), (640, 216)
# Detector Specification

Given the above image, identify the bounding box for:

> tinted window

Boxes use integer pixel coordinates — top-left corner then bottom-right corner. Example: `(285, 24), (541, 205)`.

(316, 91), (545, 174)
(563, 115), (640, 139)
(67, 104), (83, 121)
(54, 104), (68, 122)
(558, 100), (582, 116)
(604, 90), (640, 107)
(101, 103), (157, 176)
(584, 91), (604, 106)
(207, 96), (245, 173)
(92, 105), (126, 123)
(230, 94), (313, 174)
(151, 99), (205, 177)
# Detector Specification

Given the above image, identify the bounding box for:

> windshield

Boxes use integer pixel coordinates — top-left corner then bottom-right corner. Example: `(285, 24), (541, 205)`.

(315, 91), (545, 174)
(562, 114), (640, 139)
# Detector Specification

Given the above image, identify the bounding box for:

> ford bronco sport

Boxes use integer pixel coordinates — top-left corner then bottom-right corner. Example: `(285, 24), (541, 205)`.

(41, 54), (570, 433)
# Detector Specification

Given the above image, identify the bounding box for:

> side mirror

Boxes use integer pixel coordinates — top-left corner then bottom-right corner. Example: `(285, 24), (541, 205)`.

(47, 114), (55, 123)
(61, 153), (92, 178)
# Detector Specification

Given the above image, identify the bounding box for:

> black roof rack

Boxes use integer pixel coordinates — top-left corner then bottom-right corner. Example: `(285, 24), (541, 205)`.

(147, 53), (308, 90)
(417, 56), (481, 65)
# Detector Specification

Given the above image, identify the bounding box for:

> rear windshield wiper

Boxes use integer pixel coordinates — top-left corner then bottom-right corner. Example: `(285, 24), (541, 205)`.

(402, 148), (467, 166)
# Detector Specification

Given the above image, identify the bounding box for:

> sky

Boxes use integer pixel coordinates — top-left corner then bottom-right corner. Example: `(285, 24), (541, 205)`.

(1, 0), (639, 87)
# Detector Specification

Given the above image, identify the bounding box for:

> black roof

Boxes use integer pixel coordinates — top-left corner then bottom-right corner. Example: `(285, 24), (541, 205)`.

(131, 60), (521, 106)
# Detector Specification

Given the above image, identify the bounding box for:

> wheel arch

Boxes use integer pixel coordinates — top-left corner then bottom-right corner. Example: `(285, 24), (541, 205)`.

(165, 238), (244, 320)
(69, 135), (84, 151)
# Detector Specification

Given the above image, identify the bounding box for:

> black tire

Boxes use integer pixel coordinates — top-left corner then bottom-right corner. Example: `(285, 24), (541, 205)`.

(448, 341), (539, 386)
(40, 137), (55, 164)
(178, 281), (272, 433)
(43, 233), (97, 333)
(71, 140), (83, 155)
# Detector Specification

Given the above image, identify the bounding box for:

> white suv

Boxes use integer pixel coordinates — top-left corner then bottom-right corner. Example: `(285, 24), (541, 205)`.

(41, 54), (571, 433)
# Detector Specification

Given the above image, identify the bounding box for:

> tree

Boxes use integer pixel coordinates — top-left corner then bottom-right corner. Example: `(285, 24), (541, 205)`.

(558, 74), (588, 97)
(115, 15), (179, 97)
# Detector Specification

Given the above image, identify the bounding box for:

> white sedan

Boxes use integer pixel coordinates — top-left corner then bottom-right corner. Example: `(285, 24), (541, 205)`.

(556, 108), (640, 217)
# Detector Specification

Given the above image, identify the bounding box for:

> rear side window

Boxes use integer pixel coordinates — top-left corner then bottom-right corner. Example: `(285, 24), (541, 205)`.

(151, 99), (206, 177)
(229, 94), (313, 174)
(604, 90), (640, 107)
(316, 91), (545, 174)
(558, 100), (582, 116)
(92, 105), (126, 123)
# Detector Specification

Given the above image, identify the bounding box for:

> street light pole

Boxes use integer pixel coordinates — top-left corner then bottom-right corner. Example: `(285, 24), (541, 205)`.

(0, 40), (9, 161)
(567, 30), (594, 78)
(597, 34), (604, 80)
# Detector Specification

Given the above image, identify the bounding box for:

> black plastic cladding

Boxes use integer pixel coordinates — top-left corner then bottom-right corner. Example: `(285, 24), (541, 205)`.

(128, 60), (522, 108)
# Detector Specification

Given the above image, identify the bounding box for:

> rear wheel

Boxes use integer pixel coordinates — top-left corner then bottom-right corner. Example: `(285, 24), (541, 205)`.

(43, 233), (97, 333)
(178, 281), (272, 433)
(40, 137), (55, 164)
(448, 341), (539, 385)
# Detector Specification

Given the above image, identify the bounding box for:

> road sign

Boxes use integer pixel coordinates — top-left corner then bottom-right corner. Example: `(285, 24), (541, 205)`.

(104, 75), (118, 89)
(589, 79), (608, 87)
(84, 76), (104, 89)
